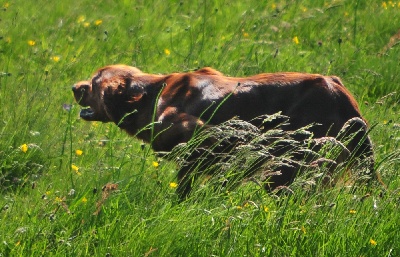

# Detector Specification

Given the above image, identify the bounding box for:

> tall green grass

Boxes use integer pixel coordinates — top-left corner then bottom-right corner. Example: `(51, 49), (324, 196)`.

(1, 0), (399, 256)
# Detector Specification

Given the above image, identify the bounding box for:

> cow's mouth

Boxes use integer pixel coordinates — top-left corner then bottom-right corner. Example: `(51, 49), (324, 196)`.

(79, 107), (111, 122)
(80, 107), (95, 120)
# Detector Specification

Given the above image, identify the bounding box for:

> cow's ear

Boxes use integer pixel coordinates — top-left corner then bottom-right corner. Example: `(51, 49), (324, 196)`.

(127, 83), (145, 102)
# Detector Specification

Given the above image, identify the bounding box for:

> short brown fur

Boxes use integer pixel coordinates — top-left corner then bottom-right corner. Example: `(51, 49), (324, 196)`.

(72, 65), (374, 198)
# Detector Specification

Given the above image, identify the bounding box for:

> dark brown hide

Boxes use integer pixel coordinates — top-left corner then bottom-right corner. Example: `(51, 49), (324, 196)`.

(72, 65), (374, 198)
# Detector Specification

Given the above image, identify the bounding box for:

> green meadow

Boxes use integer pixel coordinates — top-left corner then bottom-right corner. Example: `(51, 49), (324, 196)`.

(1, 0), (399, 256)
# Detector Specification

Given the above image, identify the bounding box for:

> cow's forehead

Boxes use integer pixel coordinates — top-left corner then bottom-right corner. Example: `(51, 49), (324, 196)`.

(91, 66), (142, 85)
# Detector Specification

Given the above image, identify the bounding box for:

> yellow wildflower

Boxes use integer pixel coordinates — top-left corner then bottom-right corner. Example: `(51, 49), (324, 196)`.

(264, 206), (269, 212)
(55, 197), (63, 203)
(349, 209), (356, 214)
(370, 238), (377, 246)
(382, 2), (388, 9)
(301, 226), (306, 234)
(20, 144), (28, 153)
(243, 32), (249, 38)
(46, 191), (51, 195)
(5, 37), (11, 43)
(28, 40), (36, 46)
(95, 20), (103, 26)
(71, 164), (79, 172)
(236, 206), (243, 210)
(83, 22), (90, 28)
(51, 56), (60, 62)
(271, 3), (277, 9)
(169, 182), (178, 189)
(75, 149), (83, 156)
(71, 164), (81, 175)
(3, 3), (9, 9)
(82, 197), (88, 203)
(164, 48), (171, 56)
(293, 36), (299, 45)
(152, 161), (159, 168)
(77, 15), (85, 23)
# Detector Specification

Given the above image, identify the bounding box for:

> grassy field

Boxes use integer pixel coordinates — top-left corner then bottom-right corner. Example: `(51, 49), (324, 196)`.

(1, 0), (399, 256)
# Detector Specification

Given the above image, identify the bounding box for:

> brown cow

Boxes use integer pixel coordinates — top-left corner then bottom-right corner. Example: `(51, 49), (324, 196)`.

(72, 65), (374, 198)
